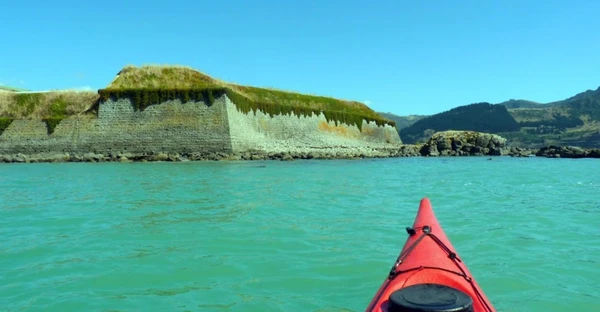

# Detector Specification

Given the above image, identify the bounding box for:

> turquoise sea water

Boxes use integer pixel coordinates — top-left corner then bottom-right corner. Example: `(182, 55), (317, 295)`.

(1, 157), (599, 311)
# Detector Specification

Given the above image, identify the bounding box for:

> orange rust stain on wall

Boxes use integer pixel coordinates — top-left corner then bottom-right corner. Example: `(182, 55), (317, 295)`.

(318, 121), (353, 137)
(258, 118), (269, 131)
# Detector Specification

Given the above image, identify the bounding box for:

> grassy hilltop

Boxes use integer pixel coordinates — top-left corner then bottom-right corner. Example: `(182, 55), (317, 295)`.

(98, 65), (394, 130)
(0, 90), (100, 135)
(0, 65), (395, 135)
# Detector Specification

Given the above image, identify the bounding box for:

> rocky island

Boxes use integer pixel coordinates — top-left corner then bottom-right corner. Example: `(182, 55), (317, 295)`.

(415, 131), (599, 158)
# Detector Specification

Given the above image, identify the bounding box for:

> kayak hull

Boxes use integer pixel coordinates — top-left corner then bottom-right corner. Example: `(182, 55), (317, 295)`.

(365, 198), (495, 312)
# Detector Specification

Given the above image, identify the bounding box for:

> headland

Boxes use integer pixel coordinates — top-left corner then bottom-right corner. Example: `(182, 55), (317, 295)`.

(0, 65), (402, 162)
(1, 65), (597, 163)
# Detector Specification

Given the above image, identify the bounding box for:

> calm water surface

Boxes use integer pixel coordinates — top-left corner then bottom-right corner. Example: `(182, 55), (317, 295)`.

(1, 157), (599, 311)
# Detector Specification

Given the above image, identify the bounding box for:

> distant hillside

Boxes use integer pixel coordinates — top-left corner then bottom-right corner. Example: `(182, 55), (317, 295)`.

(395, 86), (600, 148)
(501, 86), (600, 147)
(497, 99), (548, 109)
(378, 112), (427, 130)
(399, 103), (520, 144)
(561, 86), (600, 120)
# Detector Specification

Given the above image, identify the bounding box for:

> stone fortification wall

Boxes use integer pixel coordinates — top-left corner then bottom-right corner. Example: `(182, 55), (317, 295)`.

(0, 94), (401, 159)
(0, 118), (89, 154)
(225, 97), (401, 154)
(90, 98), (231, 154)
(0, 97), (231, 155)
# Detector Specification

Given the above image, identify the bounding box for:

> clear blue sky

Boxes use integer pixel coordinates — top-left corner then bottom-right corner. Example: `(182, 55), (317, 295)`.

(1, 0), (598, 115)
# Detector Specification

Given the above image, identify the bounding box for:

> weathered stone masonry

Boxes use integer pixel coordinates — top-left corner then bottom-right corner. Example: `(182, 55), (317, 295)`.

(0, 94), (402, 155)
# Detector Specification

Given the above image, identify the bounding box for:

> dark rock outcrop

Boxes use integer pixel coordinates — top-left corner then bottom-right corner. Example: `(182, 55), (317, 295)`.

(535, 146), (600, 158)
(396, 144), (423, 157)
(507, 146), (537, 157)
(419, 131), (507, 156)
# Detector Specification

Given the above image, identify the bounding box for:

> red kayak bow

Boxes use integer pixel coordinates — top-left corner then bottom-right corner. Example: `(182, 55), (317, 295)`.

(365, 198), (495, 312)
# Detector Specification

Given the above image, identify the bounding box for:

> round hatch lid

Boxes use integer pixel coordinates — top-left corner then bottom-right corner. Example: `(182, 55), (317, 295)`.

(388, 283), (473, 312)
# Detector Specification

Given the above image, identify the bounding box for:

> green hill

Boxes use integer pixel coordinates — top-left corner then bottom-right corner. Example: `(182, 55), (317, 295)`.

(399, 103), (520, 144)
(395, 87), (600, 148)
(393, 86), (600, 148)
(501, 86), (600, 147)
(560, 86), (600, 120)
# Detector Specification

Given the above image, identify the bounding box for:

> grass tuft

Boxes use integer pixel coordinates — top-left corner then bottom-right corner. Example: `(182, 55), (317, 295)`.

(0, 117), (13, 135)
(0, 91), (100, 119)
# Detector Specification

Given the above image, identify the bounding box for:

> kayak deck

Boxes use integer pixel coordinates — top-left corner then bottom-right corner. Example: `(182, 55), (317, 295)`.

(365, 198), (495, 312)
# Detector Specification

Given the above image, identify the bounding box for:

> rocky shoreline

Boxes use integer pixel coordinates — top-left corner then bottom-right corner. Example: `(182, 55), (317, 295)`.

(1, 145), (598, 163)
(0, 148), (417, 163)
(1, 131), (598, 163)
